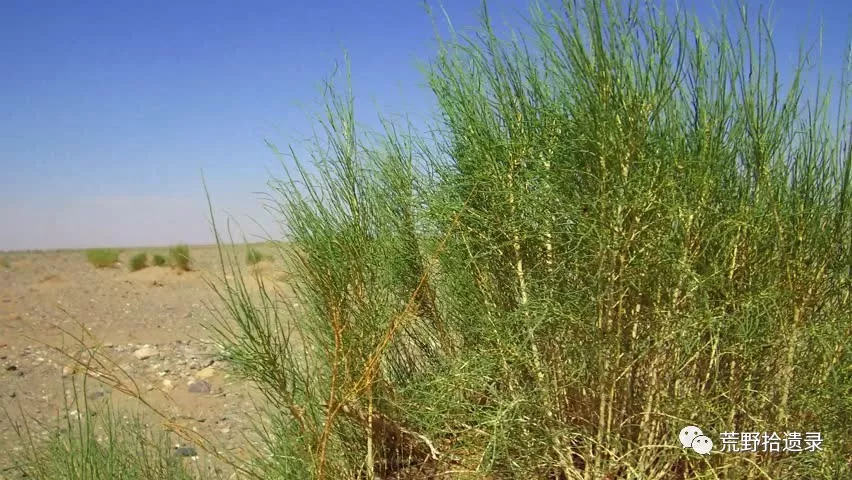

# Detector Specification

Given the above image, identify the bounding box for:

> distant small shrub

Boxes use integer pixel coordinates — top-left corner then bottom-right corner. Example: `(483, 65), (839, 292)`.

(152, 254), (167, 266)
(169, 244), (191, 271)
(85, 248), (120, 268)
(246, 247), (265, 265)
(1, 257), (10, 269)
(129, 253), (148, 272)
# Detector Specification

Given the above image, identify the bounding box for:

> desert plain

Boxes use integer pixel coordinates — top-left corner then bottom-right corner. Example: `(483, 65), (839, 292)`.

(0, 244), (289, 477)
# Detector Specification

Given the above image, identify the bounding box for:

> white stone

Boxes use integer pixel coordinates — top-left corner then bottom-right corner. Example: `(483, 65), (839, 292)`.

(133, 346), (159, 360)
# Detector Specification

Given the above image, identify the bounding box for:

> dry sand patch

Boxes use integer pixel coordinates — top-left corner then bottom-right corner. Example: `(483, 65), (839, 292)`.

(0, 244), (289, 476)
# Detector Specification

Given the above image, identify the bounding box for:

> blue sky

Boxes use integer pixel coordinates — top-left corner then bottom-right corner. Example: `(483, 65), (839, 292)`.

(1, 0), (849, 251)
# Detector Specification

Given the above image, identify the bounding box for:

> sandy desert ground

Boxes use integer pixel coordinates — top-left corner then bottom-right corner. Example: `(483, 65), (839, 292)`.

(0, 244), (292, 477)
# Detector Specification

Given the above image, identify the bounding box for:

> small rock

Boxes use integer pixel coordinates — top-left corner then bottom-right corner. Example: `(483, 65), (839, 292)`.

(187, 380), (211, 394)
(195, 366), (215, 379)
(88, 390), (107, 401)
(62, 365), (76, 377)
(161, 379), (174, 392)
(174, 446), (197, 457)
(133, 346), (159, 360)
(5, 365), (18, 371)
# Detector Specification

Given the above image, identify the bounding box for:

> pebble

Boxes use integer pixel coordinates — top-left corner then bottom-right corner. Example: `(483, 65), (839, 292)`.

(187, 379), (211, 394)
(62, 365), (76, 377)
(133, 346), (159, 360)
(88, 390), (107, 400)
(161, 379), (174, 392)
(174, 446), (197, 457)
(195, 366), (215, 379)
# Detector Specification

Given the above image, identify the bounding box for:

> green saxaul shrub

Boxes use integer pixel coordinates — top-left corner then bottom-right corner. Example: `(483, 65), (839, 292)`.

(152, 254), (167, 266)
(9, 388), (198, 480)
(129, 253), (148, 271)
(85, 249), (120, 268)
(204, 1), (851, 479)
(246, 246), (264, 265)
(169, 244), (191, 271)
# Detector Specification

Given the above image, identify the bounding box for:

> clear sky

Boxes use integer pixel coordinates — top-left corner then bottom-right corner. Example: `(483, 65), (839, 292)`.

(1, 0), (849, 251)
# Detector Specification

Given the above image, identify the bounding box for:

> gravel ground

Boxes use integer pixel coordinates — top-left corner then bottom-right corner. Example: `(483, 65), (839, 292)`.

(0, 245), (294, 477)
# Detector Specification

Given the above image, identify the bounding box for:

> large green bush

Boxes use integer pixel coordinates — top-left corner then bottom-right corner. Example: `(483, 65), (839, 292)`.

(204, 1), (852, 478)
